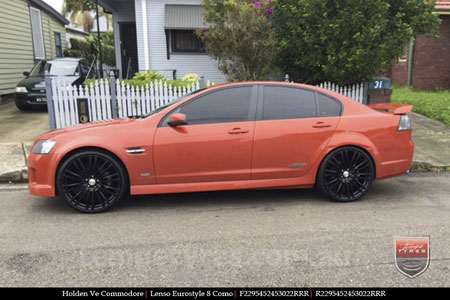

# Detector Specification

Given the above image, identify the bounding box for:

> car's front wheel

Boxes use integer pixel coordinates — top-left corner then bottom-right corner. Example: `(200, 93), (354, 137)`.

(317, 147), (375, 202)
(56, 150), (128, 213)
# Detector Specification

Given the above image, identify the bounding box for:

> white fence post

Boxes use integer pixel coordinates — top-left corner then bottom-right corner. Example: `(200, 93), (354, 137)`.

(45, 77), (56, 130)
(110, 71), (118, 119)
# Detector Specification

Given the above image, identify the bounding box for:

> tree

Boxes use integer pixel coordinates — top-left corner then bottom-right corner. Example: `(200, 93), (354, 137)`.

(198, 0), (278, 81)
(63, 0), (95, 32)
(65, 36), (115, 67)
(63, 0), (112, 32)
(273, 0), (440, 85)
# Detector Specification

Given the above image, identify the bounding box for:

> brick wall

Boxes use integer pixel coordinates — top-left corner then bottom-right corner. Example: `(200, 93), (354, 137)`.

(388, 59), (408, 87)
(388, 15), (450, 91)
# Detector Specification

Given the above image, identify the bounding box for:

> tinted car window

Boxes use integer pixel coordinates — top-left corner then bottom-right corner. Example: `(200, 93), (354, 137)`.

(177, 87), (252, 125)
(262, 86), (316, 120)
(318, 93), (341, 117)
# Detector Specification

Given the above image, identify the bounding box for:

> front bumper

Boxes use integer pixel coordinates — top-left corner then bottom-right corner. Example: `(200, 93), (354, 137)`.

(15, 92), (47, 106)
(28, 152), (58, 197)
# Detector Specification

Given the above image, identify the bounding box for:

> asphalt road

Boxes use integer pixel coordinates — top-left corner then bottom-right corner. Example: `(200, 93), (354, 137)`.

(0, 172), (449, 287)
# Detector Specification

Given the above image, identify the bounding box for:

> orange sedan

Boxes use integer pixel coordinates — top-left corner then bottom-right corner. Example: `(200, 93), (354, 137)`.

(28, 82), (414, 212)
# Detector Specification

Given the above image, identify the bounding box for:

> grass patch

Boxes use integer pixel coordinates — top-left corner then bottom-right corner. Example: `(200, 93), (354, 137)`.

(391, 85), (450, 126)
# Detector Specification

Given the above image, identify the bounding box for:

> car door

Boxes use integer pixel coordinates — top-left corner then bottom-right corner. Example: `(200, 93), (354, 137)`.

(153, 85), (258, 184)
(252, 85), (341, 180)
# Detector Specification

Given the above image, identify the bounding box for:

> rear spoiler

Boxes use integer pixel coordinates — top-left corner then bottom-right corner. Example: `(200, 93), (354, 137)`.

(368, 104), (413, 115)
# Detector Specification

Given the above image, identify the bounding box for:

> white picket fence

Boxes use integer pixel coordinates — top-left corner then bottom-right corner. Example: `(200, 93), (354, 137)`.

(48, 77), (366, 130)
(48, 77), (212, 129)
(317, 81), (365, 103)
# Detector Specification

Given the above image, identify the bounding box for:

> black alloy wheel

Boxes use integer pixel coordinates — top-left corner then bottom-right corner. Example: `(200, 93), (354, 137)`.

(56, 150), (128, 213)
(317, 147), (374, 202)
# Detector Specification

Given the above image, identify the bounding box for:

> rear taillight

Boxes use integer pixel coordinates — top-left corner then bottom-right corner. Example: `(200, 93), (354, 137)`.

(398, 115), (411, 131)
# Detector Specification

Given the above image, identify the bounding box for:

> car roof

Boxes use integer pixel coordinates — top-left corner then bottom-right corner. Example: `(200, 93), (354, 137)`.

(205, 81), (332, 95)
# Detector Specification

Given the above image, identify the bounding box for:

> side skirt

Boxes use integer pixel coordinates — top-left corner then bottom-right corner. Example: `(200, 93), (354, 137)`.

(130, 177), (315, 195)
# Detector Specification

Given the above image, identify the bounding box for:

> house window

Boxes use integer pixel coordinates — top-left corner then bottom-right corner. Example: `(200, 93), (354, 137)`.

(171, 30), (205, 53)
(54, 33), (63, 57)
(29, 7), (46, 60)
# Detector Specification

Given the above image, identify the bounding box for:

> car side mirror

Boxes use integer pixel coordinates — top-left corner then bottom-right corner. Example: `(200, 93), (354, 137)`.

(23, 72), (30, 77)
(168, 113), (187, 127)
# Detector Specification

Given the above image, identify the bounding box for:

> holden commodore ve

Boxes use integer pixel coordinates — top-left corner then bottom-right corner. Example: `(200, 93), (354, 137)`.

(28, 82), (414, 213)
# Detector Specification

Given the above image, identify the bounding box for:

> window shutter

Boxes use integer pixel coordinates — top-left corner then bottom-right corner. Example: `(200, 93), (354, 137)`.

(30, 7), (46, 60)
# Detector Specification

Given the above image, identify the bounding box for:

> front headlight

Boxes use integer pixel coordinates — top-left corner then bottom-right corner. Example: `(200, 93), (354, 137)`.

(15, 86), (28, 93)
(32, 140), (57, 154)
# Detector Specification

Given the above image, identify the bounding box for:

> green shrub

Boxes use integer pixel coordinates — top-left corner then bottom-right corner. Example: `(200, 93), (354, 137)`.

(102, 45), (115, 67)
(84, 78), (196, 89)
(133, 71), (166, 81)
(66, 38), (96, 61)
(66, 36), (115, 66)
(119, 79), (196, 88)
(84, 69), (201, 89)
(273, 0), (440, 85)
(182, 73), (201, 83)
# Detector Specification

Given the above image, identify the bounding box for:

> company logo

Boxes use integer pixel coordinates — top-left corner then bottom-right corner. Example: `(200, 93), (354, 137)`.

(394, 236), (430, 278)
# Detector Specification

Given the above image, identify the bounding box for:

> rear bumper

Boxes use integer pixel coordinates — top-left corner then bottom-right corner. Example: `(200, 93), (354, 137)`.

(28, 152), (57, 197)
(376, 133), (414, 180)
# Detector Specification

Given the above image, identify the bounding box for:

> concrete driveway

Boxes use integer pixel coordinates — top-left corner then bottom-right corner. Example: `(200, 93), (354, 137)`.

(0, 101), (49, 143)
(0, 172), (449, 287)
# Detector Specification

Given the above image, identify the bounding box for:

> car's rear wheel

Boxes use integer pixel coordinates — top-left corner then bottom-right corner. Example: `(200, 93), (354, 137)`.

(56, 150), (128, 213)
(317, 147), (374, 202)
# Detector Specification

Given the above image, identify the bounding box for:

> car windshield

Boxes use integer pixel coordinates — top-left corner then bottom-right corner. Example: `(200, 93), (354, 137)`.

(143, 88), (207, 118)
(29, 60), (79, 77)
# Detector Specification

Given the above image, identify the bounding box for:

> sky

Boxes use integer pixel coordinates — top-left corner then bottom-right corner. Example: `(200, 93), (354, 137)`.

(43, 0), (64, 13)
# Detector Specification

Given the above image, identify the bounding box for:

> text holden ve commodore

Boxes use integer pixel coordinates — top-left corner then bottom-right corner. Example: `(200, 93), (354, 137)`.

(28, 82), (414, 213)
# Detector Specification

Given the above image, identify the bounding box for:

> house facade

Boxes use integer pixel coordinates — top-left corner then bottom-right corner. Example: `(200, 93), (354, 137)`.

(98, 0), (226, 82)
(0, 0), (69, 101)
(387, 1), (450, 90)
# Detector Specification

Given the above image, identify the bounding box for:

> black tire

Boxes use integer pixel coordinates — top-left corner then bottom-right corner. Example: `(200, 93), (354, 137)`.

(15, 98), (32, 111)
(56, 150), (128, 213)
(317, 146), (375, 202)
